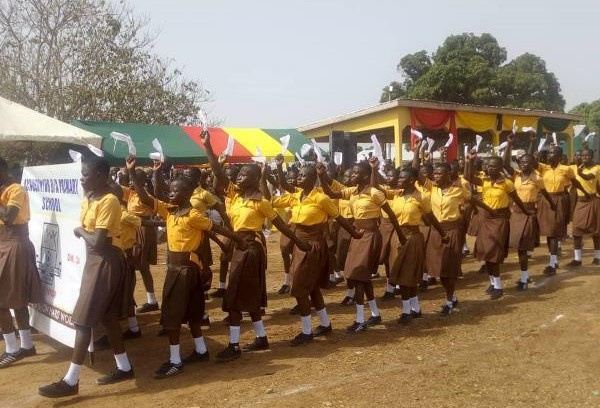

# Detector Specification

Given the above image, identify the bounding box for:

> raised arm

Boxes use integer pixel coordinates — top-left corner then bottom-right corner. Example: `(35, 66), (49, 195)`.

(503, 134), (515, 176)
(381, 202), (407, 245)
(369, 157), (384, 189)
(275, 154), (295, 193)
(271, 216), (311, 252)
(334, 215), (362, 239)
(201, 130), (228, 191)
(316, 162), (342, 199)
(259, 163), (271, 200)
(152, 160), (168, 200)
(422, 213), (448, 242)
(465, 152), (483, 186)
(125, 155), (155, 208)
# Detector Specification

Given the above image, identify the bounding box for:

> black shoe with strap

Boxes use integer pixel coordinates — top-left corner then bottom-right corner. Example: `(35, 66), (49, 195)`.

(289, 305), (300, 315)
(410, 310), (422, 318)
(543, 265), (557, 276)
(38, 380), (78, 398)
(346, 321), (367, 333)
(290, 332), (313, 347)
(314, 324), (332, 336)
(566, 259), (582, 267)
(154, 361), (183, 379)
(136, 302), (159, 314)
(278, 284), (290, 294)
(216, 343), (241, 362)
(366, 315), (382, 327)
(397, 313), (412, 325)
(490, 288), (504, 300)
(516, 281), (528, 291)
(96, 367), (134, 385)
(242, 336), (269, 352)
(440, 305), (453, 316)
(182, 350), (210, 364)
(340, 296), (355, 306)
(418, 280), (428, 292)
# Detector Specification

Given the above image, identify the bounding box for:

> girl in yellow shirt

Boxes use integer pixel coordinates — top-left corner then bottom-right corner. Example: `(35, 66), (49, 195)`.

(203, 131), (307, 362)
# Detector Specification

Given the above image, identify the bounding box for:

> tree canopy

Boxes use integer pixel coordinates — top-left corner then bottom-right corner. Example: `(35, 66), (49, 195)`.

(570, 100), (600, 133)
(380, 33), (565, 112)
(0, 0), (210, 164)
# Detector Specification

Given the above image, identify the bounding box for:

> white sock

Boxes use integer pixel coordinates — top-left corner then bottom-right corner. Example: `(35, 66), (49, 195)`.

(446, 300), (454, 308)
(558, 241), (562, 249)
(335, 271), (343, 279)
(401, 300), (411, 315)
(230, 326), (241, 344)
(346, 288), (355, 297)
(114, 352), (132, 371)
(492, 276), (503, 290)
(574, 249), (582, 261)
(329, 273), (335, 282)
(409, 296), (420, 313)
(452, 293), (458, 302)
(18, 329), (33, 350)
(367, 299), (380, 317)
(193, 336), (207, 354)
(202, 312), (209, 320)
(595, 250), (600, 259)
(489, 275), (494, 286)
(463, 243), (469, 251)
(527, 251), (533, 257)
(300, 315), (312, 335)
(219, 281), (226, 289)
(386, 283), (395, 293)
(283, 273), (290, 285)
(128, 317), (139, 332)
(356, 304), (365, 323)
(316, 308), (330, 327)
(549, 254), (558, 267)
(520, 271), (529, 284)
(63, 363), (82, 386)
(147, 292), (157, 304)
(3, 332), (18, 354)
(252, 320), (267, 338)
(169, 344), (181, 365)
(422, 273), (430, 281)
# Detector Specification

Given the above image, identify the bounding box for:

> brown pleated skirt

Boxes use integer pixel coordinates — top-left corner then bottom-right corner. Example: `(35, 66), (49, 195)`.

(572, 198), (598, 236)
(378, 217), (395, 265)
(474, 208), (510, 263)
(195, 234), (213, 268)
(509, 202), (539, 251)
(466, 209), (480, 236)
(343, 218), (381, 282)
(389, 226), (424, 287)
(279, 224), (295, 254)
(336, 217), (353, 271)
(160, 251), (205, 329)
(223, 231), (267, 313)
(72, 244), (127, 327)
(134, 223), (158, 269)
(289, 224), (329, 298)
(537, 192), (570, 238)
(0, 225), (42, 309)
(425, 220), (463, 278)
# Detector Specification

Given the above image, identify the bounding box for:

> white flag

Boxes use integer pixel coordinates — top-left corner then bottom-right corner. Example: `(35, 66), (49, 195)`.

(311, 139), (325, 163)
(222, 135), (235, 156)
(69, 150), (82, 163)
(585, 132), (596, 142)
(280, 134), (291, 155)
(370, 134), (384, 161)
(512, 120), (518, 135)
(411, 128), (423, 139)
(495, 141), (508, 153)
(522, 126), (536, 133)
(252, 146), (266, 164)
(295, 152), (305, 164)
(475, 134), (483, 152)
(426, 137), (435, 153)
(445, 133), (454, 148)
(552, 132), (558, 146)
(110, 131), (136, 156)
(198, 109), (209, 130)
(333, 152), (343, 166)
(151, 138), (164, 162)
(87, 144), (104, 157)
(537, 138), (547, 152)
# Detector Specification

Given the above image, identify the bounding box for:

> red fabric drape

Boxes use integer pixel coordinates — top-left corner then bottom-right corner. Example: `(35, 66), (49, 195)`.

(410, 108), (458, 162)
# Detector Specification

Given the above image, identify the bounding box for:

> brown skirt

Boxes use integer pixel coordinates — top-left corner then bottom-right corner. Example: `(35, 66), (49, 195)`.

(0, 225), (42, 309)
(344, 218), (381, 282)
(134, 223), (158, 269)
(289, 224), (329, 298)
(389, 226), (424, 287)
(72, 244), (128, 327)
(572, 198), (598, 236)
(474, 209), (510, 263)
(467, 208), (480, 236)
(336, 217), (353, 271)
(160, 251), (205, 329)
(425, 220), (463, 278)
(537, 193), (569, 238)
(219, 236), (233, 263)
(378, 217), (395, 265)
(509, 202), (539, 251)
(280, 224), (295, 254)
(223, 231), (267, 313)
(195, 234), (213, 268)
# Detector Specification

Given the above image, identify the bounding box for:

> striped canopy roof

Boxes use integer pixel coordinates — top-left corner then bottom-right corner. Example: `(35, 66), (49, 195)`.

(72, 120), (311, 165)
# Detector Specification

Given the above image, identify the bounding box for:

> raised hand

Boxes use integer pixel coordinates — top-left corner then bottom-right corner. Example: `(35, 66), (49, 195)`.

(275, 153), (285, 167)
(152, 159), (162, 171)
(201, 129), (210, 145)
(368, 156), (379, 169)
(125, 155), (136, 170)
(315, 162), (326, 175)
(218, 154), (228, 166)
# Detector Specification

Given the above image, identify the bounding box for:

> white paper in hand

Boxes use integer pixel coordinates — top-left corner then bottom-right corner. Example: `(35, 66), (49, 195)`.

(252, 146), (266, 164)
(495, 141), (508, 153)
(445, 133), (454, 148)
(512, 119), (518, 135)
(280, 134), (291, 155)
(311, 139), (324, 162)
(333, 152), (343, 166)
(552, 132), (558, 146)
(411, 128), (423, 139)
(537, 138), (547, 152)
(295, 152), (305, 165)
(522, 126), (536, 133)
(585, 132), (596, 142)
(427, 137), (435, 153)
(300, 143), (312, 158)
(88, 144), (104, 157)
(464, 145), (468, 158)
(69, 149), (82, 162)
(152, 138), (164, 162)
(198, 109), (209, 130)
(223, 135), (235, 156)
(110, 131), (136, 155)
(370, 134), (384, 161)
(475, 134), (483, 152)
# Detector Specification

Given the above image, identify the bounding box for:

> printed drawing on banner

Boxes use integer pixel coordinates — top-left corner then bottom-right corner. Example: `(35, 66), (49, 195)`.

(37, 217), (62, 285)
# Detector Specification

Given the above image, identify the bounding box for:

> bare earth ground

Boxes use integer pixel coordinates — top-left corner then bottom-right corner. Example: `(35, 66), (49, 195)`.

(2, 233), (600, 407)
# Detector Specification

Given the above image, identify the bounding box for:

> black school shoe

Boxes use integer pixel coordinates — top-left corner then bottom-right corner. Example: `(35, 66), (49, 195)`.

(566, 260), (582, 267)
(242, 336), (269, 351)
(38, 380), (78, 398)
(93, 335), (110, 351)
(418, 280), (428, 292)
(346, 321), (367, 333)
(182, 350), (210, 364)
(516, 281), (528, 291)
(366, 315), (382, 327)
(440, 305), (453, 316)
(154, 361), (183, 379)
(136, 302), (159, 314)
(340, 296), (355, 306)
(485, 285), (493, 295)
(313, 324), (332, 336)
(397, 313), (412, 325)
(216, 343), (241, 362)
(380, 291), (395, 301)
(96, 367), (134, 385)
(289, 305), (300, 315)
(290, 332), (313, 347)
(278, 284), (290, 294)
(489, 288), (504, 300)
(0, 346), (36, 369)
(543, 265), (557, 276)
(122, 329), (142, 340)
(210, 288), (226, 298)
(410, 310), (422, 318)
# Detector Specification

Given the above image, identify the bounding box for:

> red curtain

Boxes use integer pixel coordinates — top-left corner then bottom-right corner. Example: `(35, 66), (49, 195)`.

(410, 108), (458, 162)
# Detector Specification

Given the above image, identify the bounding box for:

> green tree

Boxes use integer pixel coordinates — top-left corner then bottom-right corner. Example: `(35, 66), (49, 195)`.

(0, 0), (210, 165)
(570, 100), (600, 132)
(381, 33), (565, 111)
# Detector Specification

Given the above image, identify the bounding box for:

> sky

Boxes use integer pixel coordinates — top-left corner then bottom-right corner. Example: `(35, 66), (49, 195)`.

(130, 0), (599, 128)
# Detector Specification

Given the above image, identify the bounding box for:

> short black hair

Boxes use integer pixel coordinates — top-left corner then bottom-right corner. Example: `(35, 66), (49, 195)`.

(398, 167), (418, 180)
(354, 161), (372, 176)
(83, 156), (110, 176)
(434, 162), (451, 172)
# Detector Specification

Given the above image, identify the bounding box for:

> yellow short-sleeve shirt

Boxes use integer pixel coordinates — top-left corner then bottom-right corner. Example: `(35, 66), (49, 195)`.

(120, 208), (142, 250)
(538, 163), (575, 193)
(481, 178), (515, 209)
(339, 186), (386, 220)
(154, 200), (213, 252)
(190, 186), (218, 213)
(272, 188), (339, 225)
(124, 187), (154, 217)
(224, 182), (277, 232)
(514, 172), (544, 203)
(81, 193), (122, 249)
(0, 183), (30, 225)
(429, 182), (470, 223)
(570, 164), (600, 197)
(330, 180), (353, 218)
(389, 192), (431, 226)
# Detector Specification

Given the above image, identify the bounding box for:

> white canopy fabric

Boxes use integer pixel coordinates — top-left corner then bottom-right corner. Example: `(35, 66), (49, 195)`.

(0, 96), (102, 147)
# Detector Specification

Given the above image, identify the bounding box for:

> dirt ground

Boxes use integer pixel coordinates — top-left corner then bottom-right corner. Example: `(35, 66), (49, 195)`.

(2, 233), (600, 407)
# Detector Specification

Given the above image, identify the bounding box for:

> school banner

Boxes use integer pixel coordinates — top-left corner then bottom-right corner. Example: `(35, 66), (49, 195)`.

(21, 163), (85, 348)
